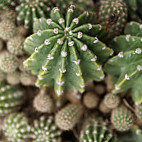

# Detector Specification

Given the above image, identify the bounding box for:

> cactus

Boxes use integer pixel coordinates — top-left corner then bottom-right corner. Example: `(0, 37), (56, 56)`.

(111, 107), (134, 132)
(98, 0), (128, 37)
(0, 0), (15, 10)
(105, 21), (142, 104)
(6, 71), (20, 85)
(55, 103), (84, 130)
(104, 93), (120, 109)
(3, 113), (30, 142)
(16, 0), (52, 29)
(7, 36), (25, 56)
(80, 120), (116, 142)
(0, 20), (16, 40)
(0, 51), (18, 73)
(0, 82), (24, 116)
(83, 92), (99, 109)
(135, 103), (142, 121)
(31, 116), (62, 142)
(24, 5), (113, 95)
(0, 70), (6, 82)
(33, 89), (54, 113)
(16, 26), (28, 36)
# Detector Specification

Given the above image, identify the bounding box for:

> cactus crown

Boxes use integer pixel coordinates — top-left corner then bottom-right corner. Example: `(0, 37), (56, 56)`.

(24, 5), (113, 95)
(31, 116), (62, 142)
(0, 82), (24, 116)
(105, 21), (142, 104)
(3, 113), (30, 142)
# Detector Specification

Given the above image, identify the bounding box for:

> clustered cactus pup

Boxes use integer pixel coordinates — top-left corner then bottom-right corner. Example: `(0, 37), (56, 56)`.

(24, 5), (113, 95)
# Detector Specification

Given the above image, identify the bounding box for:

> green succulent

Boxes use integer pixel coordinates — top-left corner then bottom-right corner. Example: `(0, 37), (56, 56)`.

(0, 0), (15, 10)
(3, 113), (30, 142)
(31, 116), (62, 142)
(80, 120), (116, 142)
(0, 82), (24, 116)
(98, 0), (128, 37)
(24, 5), (112, 95)
(105, 21), (142, 104)
(16, 0), (52, 29)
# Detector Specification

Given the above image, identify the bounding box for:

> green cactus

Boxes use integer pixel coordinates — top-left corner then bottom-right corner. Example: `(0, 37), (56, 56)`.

(0, 51), (18, 73)
(7, 36), (25, 56)
(3, 113), (30, 142)
(24, 5), (112, 95)
(98, 0), (128, 37)
(135, 103), (142, 120)
(105, 21), (142, 104)
(31, 116), (62, 142)
(0, 20), (16, 40)
(111, 107), (134, 132)
(55, 103), (84, 130)
(16, 0), (52, 29)
(0, 82), (24, 116)
(0, 0), (15, 10)
(33, 89), (54, 113)
(80, 120), (116, 142)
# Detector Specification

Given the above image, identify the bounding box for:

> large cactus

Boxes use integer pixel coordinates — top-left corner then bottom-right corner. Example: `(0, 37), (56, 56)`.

(105, 21), (142, 104)
(0, 82), (24, 116)
(16, 0), (52, 29)
(0, 0), (15, 10)
(24, 5), (113, 95)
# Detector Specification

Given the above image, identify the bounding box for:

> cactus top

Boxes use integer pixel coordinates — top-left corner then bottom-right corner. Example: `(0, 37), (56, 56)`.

(24, 5), (113, 95)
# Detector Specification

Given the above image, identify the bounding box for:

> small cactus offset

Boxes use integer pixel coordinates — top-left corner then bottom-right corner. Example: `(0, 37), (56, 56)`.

(111, 107), (134, 132)
(99, 0), (128, 37)
(24, 5), (113, 95)
(55, 103), (84, 130)
(3, 113), (30, 142)
(31, 116), (62, 142)
(0, 0), (15, 10)
(16, 0), (52, 29)
(0, 82), (24, 116)
(80, 120), (116, 142)
(105, 21), (142, 104)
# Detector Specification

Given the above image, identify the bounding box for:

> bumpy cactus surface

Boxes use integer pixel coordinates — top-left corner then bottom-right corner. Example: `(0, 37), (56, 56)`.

(105, 22), (142, 104)
(16, 0), (52, 29)
(55, 103), (83, 130)
(111, 107), (134, 132)
(24, 5), (113, 95)
(0, 0), (15, 10)
(99, 0), (128, 37)
(3, 113), (30, 142)
(31, 116), (62, 142)
(135, 103), (142, 120)
(0, 82), (24, 116)
(80, 120), (115, 142)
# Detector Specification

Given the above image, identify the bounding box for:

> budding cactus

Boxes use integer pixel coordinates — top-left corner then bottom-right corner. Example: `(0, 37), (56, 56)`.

(105, 22), (142, 104)
(83, 92), (99, 109)
(33, 89), (54, 113)
(7, 36), (25, 56)
(24, 5), (112, 95)
(99, 0), (128, 37)
(55, 103), (84, 130)
(0, 82), (24, 116)
(80, 120), (116, 142)
(6, 71), (20, 85)
(111, 107), (134, 132)
(0, 51), (18, 73)
(16, 0), (52, 29)
(3, 113), (30, 142)
(0, 0), (15, 10)
(31, 116), (62, 142)
(135, 103), (142, 121)
(0, 20), (16, 40)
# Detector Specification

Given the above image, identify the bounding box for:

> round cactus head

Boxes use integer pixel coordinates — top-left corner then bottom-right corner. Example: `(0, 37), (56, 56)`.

(55, 103), (84, 130)
(0, 82), (24, 116)
(3, 113), (30, 142)
(33, 89), (54, 113)
(24, 5), (113, 95)
(0, 51), (18, 73)
(111, 106), (134, 132)
(31, 116), (62, 142)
